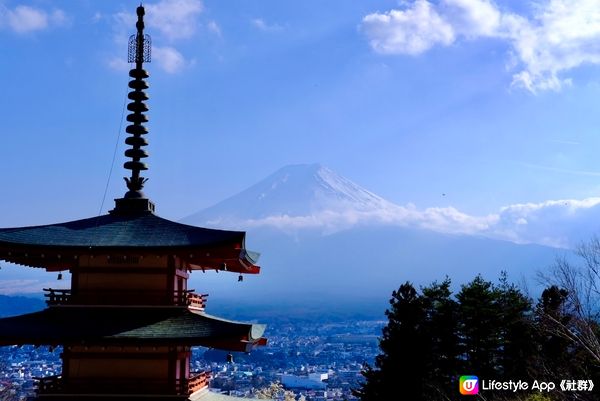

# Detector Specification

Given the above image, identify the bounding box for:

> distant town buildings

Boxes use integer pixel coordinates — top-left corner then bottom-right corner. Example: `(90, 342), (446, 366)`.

(1, 319), (382, 401)
(281, 373), (327, 390)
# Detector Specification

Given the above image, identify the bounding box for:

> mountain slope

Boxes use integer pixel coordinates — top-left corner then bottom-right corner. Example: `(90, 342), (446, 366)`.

(182, 163), (401, 228)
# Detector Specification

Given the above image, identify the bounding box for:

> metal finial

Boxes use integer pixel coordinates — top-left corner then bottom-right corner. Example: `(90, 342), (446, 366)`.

(123, 5), (151, 199)
(128, 6), (151, 64)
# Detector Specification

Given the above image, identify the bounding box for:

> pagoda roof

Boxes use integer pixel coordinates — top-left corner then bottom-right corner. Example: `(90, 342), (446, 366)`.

(0, 306), (266, 351)
(0, 213), (260, 273)
(0, 213), (243, 248)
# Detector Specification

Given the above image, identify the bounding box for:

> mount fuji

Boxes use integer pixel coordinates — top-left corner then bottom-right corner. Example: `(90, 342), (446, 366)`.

(182, 164), (560, 316)
(182, 163), (402, 232)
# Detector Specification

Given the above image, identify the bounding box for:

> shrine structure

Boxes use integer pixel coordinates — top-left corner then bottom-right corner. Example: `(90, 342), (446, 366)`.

(0, 5), (267, 401)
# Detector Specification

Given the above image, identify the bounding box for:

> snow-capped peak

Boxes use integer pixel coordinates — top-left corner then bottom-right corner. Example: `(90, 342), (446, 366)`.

(182, 164), (400, 229)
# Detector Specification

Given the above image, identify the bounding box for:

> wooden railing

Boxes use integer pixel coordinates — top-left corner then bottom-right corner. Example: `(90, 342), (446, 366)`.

(187, 371), (209, 394)
(35, 372), (209, 396)
(43, 288), (208, 310)
(43, 289), (70, 305)
(187, 292), (207, 311)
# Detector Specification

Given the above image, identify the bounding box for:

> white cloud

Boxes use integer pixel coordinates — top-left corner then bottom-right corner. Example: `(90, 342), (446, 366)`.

(361, 0), (600, 92)
(419, 206), (497, 233)
(146, 0), (203, 41)
(506, 0), (600, 91)
(362, 0), (454, 55)
(251, 18), (283, 32)
(208, 196), (600, 249)
(0, 5), (67, 34)
(153, 46), (187, 73)
(442, 0), (501, 37)
(207, 204), (497, 237)
(488, 198), (600, 247)
(7, 6), (47, 33)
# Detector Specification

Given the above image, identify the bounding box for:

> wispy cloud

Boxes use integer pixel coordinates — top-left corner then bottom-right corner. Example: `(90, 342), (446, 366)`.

(361, 0), (600, 92)
(0, 5), (67, 34)
(153, 46), (187, 73)
(146, 0), (203, 41)
(207, 20), (221, 36)
(251, 18), (283, 32)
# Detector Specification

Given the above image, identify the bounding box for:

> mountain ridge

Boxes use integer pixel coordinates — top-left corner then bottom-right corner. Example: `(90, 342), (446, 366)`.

(182, 164), (600, 249)
(182, 163), (401, 229)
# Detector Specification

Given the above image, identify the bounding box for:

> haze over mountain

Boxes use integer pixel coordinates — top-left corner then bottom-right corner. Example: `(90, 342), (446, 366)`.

(180, 164), (578, 310)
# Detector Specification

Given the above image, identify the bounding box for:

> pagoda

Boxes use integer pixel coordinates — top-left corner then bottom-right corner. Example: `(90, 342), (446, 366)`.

(0, 6), (267, 401)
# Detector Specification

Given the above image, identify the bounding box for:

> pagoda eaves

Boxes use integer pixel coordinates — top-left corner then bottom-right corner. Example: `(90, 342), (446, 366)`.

(0, 307), (266, 351)
(0, 213), (260, 273)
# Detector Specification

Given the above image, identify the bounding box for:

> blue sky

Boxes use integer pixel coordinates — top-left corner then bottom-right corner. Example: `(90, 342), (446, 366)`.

(2, 0), (600, 236)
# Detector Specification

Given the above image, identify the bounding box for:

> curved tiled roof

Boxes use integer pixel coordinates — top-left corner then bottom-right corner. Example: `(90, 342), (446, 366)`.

(0, 306), (266, 351)
(0, 213), (260, 273)
(0, 213), (244, 248)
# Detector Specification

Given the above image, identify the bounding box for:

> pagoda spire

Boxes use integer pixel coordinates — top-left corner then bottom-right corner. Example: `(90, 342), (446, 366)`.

(111, 4), (155, 214)
(123, 4), (151, 199)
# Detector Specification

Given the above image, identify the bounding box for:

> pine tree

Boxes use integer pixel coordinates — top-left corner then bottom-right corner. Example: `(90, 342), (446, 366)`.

(355, 282), (427, 401)
(356, 275), (576, 401)
(421, 277), (460, 398)
(456, 275), (502, 378)
(496, 272), (535, 380)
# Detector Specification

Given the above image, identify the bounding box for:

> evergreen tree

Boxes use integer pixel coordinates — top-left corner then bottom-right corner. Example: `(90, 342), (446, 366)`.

(421, 277), (460, 398)
(456, 275), (502, 378)
(357, 274), (597, 401)
(355, 282), (427, 401)
(496, 272), (535, 380)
